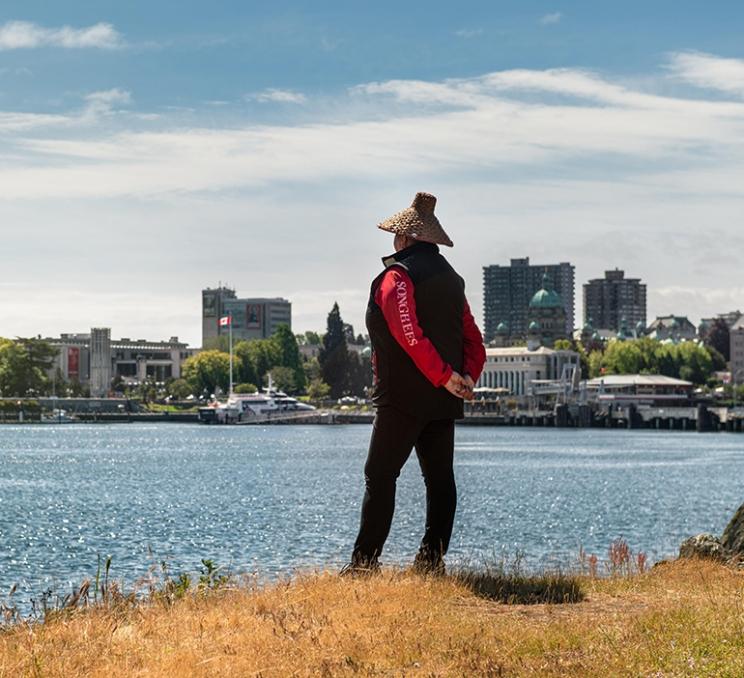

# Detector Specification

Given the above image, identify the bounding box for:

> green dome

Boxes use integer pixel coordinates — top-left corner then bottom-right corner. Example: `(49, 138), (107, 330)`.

(635, 321), (645, 333)
(583, 318), (594, 332)
(496, 321), (509, 334)
(529, 273), (563, 309)
(528, 320), (541, 332)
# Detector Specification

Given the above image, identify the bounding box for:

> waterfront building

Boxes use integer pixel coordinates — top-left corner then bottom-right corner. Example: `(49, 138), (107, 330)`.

(526, 273), (567, 349)
(583, 269), (646, 333)
(202, 286), (291, 346)
(646, 316), (697, 342)
(483, 258), (575, 342)
(585, 374), (693, 405)
(47, 331), (198, 396)
(476, 346), (580, 396)
(731, 316), (744, 384)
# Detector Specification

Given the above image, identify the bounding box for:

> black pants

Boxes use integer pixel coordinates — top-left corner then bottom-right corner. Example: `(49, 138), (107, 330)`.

(352, 405), (456, 562)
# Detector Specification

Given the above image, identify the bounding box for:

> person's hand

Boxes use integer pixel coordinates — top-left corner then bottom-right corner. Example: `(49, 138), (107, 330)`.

(444, 371), (467, 399)
(462, 374), (475, 401)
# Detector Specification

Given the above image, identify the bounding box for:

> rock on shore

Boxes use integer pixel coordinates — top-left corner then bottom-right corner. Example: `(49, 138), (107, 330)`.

(721, 502), (744, 555)
(679, 500), (744, 562)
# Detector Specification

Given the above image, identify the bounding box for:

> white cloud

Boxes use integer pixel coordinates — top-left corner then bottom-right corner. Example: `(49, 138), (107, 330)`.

(0, 20), (122, 50)
(540, 12), (562, 26)
(1, 54), (744, 341)
(667, 51), (744, 97)
(455, 29), (483, 39)
(251, 88), (307, 104)
(84, 88), (132, 116)
(0, 111), (70, 132)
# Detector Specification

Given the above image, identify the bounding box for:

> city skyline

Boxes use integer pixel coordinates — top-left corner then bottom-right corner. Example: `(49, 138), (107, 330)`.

(1, 3), (744, 345)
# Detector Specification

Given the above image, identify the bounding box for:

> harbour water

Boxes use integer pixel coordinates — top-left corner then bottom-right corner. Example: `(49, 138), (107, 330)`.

(1, 423), (743, 608)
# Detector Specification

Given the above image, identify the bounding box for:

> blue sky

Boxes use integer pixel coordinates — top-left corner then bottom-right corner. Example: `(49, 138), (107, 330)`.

(1, 2), (744, 345)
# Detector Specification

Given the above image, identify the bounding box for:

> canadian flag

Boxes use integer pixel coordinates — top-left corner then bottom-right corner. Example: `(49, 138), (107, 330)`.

(219, 316), (231, 327)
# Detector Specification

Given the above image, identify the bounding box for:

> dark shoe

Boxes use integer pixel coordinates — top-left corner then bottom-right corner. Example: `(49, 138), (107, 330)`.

(412, 550), (446, 577)
(340, 554), (381, 578)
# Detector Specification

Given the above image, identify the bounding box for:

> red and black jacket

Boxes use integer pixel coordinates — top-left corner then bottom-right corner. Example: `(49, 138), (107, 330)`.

(366, 241), (486, 420)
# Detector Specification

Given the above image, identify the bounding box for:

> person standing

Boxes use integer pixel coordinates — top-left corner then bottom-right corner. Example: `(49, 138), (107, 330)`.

(345, 192), (486, 575)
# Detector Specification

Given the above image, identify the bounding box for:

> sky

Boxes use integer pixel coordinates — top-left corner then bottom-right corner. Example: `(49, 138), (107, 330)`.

(1, 1), (744, 347)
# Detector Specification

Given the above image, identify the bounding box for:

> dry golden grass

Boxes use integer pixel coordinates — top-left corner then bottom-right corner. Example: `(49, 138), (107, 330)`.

(2, 558), (744, 677)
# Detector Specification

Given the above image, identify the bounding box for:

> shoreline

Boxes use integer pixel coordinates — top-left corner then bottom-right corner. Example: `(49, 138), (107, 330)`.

(2, 409), (744, 432)
(1, 558), (741, 675)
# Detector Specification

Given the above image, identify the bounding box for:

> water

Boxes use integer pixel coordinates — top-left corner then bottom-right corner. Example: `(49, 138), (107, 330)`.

(1, 423), (743, 608)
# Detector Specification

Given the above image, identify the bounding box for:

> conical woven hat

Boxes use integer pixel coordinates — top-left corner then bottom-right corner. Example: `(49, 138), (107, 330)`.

(377, 192), (453, 247)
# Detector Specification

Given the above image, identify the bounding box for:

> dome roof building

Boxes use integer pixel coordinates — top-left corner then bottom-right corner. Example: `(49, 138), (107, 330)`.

(526, 273), (567, 349)
(529, 273), (564, 309)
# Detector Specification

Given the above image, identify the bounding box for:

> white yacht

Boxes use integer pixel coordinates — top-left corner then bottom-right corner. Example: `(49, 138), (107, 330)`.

(40, 409), (78, 424)
(197, 375), (315, 424)
(261, 387), (316, 412)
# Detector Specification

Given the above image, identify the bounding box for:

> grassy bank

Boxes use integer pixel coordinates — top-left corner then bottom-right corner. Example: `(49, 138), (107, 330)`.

(1, 558), (743, 676)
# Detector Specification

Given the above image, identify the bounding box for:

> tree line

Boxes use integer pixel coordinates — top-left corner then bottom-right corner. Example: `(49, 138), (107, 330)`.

(555, 336), (727, 386)
(182, 304), (372, 399)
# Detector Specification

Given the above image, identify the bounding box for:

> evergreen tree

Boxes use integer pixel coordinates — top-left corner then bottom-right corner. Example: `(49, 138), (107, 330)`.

(272, 324), (306, 392)
(319, 302), (350, 399)
(704, 318), (730, 362)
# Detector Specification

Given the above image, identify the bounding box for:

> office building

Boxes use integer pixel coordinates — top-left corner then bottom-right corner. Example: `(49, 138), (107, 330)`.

(47, 331), (197, 396)
(483, 258), (575, 342)
(476, 346), (580, 396)
(583, 269), (646, 332)
(202, 286), (291, 346)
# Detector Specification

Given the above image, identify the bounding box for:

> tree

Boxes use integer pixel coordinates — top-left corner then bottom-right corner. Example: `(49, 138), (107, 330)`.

(301, 331), (321, 346)
(234, 382), (257, 394)
(319, 302), (350, 399)
(307, 378), (331, 400)
(346, 350), (373, 397)
(270, 366), (297, 392)
(587, 338), (715, 385)
(303, 356), (322, 384)
(704, 318), (730, 362)
(705, 345), (727, 372)
(167, 378), (193, 399)
(272, 324), (305, 392)
(0, 337), (58, 397)
(182, 350), (237, 395)
(234, 339), (280, 388)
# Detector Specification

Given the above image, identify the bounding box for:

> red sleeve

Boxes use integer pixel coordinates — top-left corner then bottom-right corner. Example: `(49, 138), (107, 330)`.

(462, 298), (486, 383)
(374, 267), (453, 387)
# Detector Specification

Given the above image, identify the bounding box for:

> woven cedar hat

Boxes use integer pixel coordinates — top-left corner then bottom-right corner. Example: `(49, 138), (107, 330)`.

(377, 192), (453, 247)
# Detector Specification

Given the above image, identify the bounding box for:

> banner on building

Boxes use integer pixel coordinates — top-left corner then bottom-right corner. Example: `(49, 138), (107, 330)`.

(67, 347), (80, 379)
(246, 304), (262, 329)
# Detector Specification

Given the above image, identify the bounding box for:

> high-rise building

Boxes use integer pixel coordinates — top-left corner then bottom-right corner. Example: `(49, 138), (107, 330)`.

(201, 286), (292, 347)
(482, 258), (575, 342)
(583, 269), (646, 332)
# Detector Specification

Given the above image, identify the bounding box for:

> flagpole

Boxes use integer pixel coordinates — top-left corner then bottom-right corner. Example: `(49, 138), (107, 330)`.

(228, 311), (233, 397)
